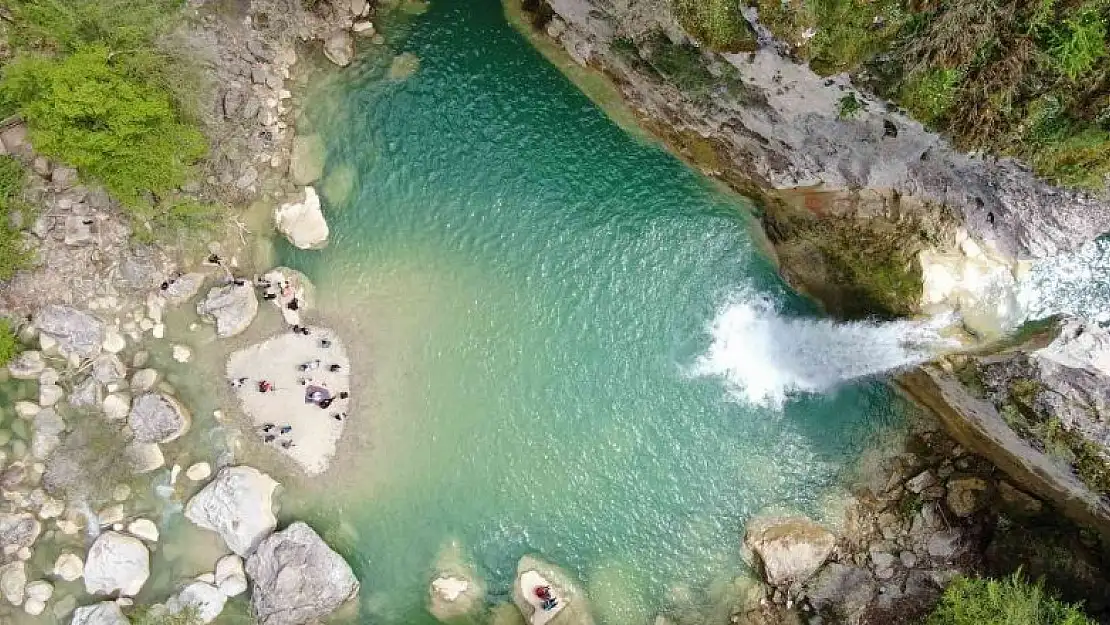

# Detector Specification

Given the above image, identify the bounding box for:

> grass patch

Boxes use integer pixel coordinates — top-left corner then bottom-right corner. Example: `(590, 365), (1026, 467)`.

(900, 68), (962, 126)
(672, 0), (759, 52)
(0, 155), (32, 279)
(837, 93), (863, 118)
(926, 571), (1096, 625)
(130, 605), (201, 625)
(0, 318), (20, 367)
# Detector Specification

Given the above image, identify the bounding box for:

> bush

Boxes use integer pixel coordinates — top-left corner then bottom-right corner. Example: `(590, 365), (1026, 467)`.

(926, 572), (1096, 625)
(1043, 4), (1107, 81)
(0, 156), (32, 279)
(0, 46), (207, 208)
(901, 68), (963, 126)
(0, 319), (20, 367)
(837, 93), (863, 118)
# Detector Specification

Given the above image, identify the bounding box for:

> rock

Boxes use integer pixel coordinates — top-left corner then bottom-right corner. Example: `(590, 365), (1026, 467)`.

(70, 601), (130, 625)
(25, 596), (46, 615)
(926, 530), (963, 560)
(349, 0), (370, 16)
(1, 513), (42, 553)
(274, 186), (329, 249)
(51, 166), (78, 188)
(945, 476), (988, 517)
(163, 273), (206, 306)
(64, 215), (94, 246)
(197, 282), (259, 338)
(869, 549), (896, 571)
(743, 516), (836, 588)
(247, 39), (275, 62)
(997, 481), (1043, 516)
(54, 553), (84, 581)
(805, 563), (876, 624)
(15, 401), (40, 419)
(101, 329), (126, 354)
(84, 532), (149, 596)
(92, 354), (127, 384)
(130, 368), (159, 393)
(223, 90), (244, 118)
(34, 306), (104, 360)
(31, 408), (65, 459)
(103, 393), (131, 420)
(126, 442), (164, 473)
(172, 344), (192, 363)
(900, 551), (918, 568)
(32, 156), (52, 177)
(247, 522), (359, 625)
(26, 580), (52, 603)
(215, 554), (248, 597)
(127, 519), (159, 543)
(290, 135), (326, 186)
(185, 466), (279, 556)
(186, 462), (212, 481)
(167, 581), (226, 624)
(352, 20), (375, 35)
(323, 30), (355, 67)
(905, 470), (937, 494)
(38, 383), (64, 407)
(128, 393), (190, 444)
(39, 367), (60, 386)
(428, 540), (485, 622)
(70, 377), (104, 408)
(512, 555), (594, 625)
(0, 122), (29, 155)
(8, 351), (45, 380)
(1, 561), (27, 605)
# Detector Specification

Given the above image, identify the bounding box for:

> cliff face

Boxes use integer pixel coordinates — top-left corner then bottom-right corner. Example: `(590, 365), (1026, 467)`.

(522, 0), (1110, 316)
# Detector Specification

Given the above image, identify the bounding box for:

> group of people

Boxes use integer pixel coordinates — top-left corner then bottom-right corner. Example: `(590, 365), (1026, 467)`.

(532, 585), (559, 612)
(258, 422), (295, 449)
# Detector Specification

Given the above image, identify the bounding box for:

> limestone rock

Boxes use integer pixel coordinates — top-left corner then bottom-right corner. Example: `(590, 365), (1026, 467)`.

(246, 522), (359, 625)
(34, 306), (104, 360)
(185, 466), (279, 556)
(274, 186), (329, 249)
(172, 344), (192, 363)
(130, 368), (159, 393)
(70, 377), (104, 409)
(15, 401), (40, 419)
(127, 519), (159, 543)
(186, 462), (212, 481)
(0, 513), (42, 553)
(997, 481), (1043, 516)
(38, 383), (64, 407)
(92, 354), (127, 384)
(167, 581), (226, 624)
(8, 351), (45, 380)
(70, 601), (130, 625)
(323, 31), (354, 67)
(744, 516), (836, 588)
(25, 580), (53, 614)
(126, 443), (164, 474)
(197, 282), (259, 338)
(163, 273), (206, 306)
(1, 561), (27, 605)
(945, 476), (989, 517)
(215, 554), (247, 597)
(905, 470), (937, 494)
(290, 135), (326, 186)
(103, 393), (131, 421)
(53, 553), (84, 581)
(512, 555), (594, 625)
(84, 531), (149, 596)
(128, 393), (191, 444)
(926, 529), (963, 560)
(31, 408), (65, 459)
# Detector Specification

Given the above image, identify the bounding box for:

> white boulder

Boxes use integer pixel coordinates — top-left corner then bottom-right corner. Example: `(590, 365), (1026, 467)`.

(274, 187), (329, 249)
(84, 531), (149, 596)
(215, 554), (248, 597)
(185, 466), (279, 556)
(167, 581), (226, 624)
(70, 601), (130, 625)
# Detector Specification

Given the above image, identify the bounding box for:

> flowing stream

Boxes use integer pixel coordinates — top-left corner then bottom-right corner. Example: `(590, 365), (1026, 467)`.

(269, 2), (941, 623)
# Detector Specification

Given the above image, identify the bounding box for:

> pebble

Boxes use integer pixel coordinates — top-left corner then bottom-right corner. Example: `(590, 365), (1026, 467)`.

(53, 554), (84, 582)
(38, 368), (60, 386)
(153, 323), (166, 339)
(98, 504), (125, 526)
(186, 462), (212, 481)
(102, 330), (127, 354)
(38, 384), (64, 407)
(26, 580), (53, 603)
(14, 401), (40, 419)
(38, 498), (64, 519)
(172, 345), (193, 363)
(127, 519), (159, 543)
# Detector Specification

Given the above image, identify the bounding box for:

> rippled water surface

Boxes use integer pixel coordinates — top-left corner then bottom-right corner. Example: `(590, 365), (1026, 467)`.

(277, 2), (912, 623)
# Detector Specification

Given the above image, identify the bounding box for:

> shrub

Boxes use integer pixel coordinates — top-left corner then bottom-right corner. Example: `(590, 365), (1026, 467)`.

(0, 319), (20, 367)
(837, 93), (863, 118)
(0, 155), (32, 279)
(900, 68), (963, 126)
(926, 572), (1096, 625)
(1043, 5), (1107, 81)
(0, 46), (207, 208)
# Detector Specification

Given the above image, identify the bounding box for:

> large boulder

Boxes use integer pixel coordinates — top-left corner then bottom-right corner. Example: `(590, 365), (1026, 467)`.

(83, 531), (150, 596)
(246, 522), (359, 625)
(0, 512), (42, 553)
(128, 393), (191, 444)
(290, 135), (326, 186)
(197, 282), (259, 338)
(323, 31), (354, 66)
(33, 305), (104, 360)
(70, 601), (131, 625)
(512, 555), (595, 625)
(8, 351), (45, 379)
(743, 516), (837, 588)
(185, 466), (279, 556)
(274, 187), (329, 249)
(162, 273), (206, 306)
(804, 562), (877, 624)
(167, 581), (226, 624)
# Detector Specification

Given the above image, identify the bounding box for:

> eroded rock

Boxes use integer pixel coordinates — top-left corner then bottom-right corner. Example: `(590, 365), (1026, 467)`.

(744, 516), (836, 589)
(197, 282), (259, 338)
(274, 186), (329, 250)
(185, 466), (279, 556)
(84, 531), (149, 596)
(128, 393), (191, 444)
(34, 306), (104, 360)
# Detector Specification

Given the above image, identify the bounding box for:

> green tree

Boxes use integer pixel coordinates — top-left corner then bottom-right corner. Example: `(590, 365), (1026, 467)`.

(927, 572), (1095, 625)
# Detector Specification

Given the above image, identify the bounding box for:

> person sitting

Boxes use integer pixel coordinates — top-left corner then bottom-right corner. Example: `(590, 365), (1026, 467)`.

(258, 380), (273, 393)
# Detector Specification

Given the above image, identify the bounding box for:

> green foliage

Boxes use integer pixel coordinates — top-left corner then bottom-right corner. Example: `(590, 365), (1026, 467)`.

(0, 318), (20, 367)
(131, 198), (223, 244)
(672, 0), (758, 52)
(645, 34), (719, 95)
(926, 572), (1096, 625)
(0, 155), (31, 279)
(901, 68), (962, 126)
(129, 605), (201, 625)
(0, 46), (207, 208)
(837, 93), (863, 119)
(1042, 4), (1107, 81)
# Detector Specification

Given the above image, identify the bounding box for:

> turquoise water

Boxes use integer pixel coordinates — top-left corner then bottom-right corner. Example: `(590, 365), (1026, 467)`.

(278, 3), (910, 623)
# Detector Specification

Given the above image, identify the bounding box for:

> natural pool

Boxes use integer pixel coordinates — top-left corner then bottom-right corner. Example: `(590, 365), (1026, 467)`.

(275, 2), (920, 623)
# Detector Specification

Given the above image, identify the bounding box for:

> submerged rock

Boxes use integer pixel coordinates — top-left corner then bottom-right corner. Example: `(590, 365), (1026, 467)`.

(83, 531), (149, 596)
(185, 466), (279, 556)
(70, 601), (130, 625)
(0, 512), (42, 553)
(274, 186), (329, 250)
(0, 561), (26, 605)
(128, 393), (191, 444)
(53, 553), (84, 582)
(197, 282), (259, 338)
(167, 581), (226, 624)
(389, 52), (420, 80)
(323, 30), (355, 66)
(744, 515), (836, 588)
(34, 305), (104, 360)
(8, 351), (45, 380)
(162, 273), (206, 306)
(428, 540), (486, 622)
(290, 135), (326, 186)
(513, 555), (594, 625)
(246, 522), (359, 625)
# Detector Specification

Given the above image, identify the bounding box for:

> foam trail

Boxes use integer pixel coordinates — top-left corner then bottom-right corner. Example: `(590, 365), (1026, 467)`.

(693, 291), (958, 408)
(1017, 237), (1110, 326)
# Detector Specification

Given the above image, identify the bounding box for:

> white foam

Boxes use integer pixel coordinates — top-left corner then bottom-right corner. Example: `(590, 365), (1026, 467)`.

(1016, 237), (1110, 326)
(692, 290), (958, 408)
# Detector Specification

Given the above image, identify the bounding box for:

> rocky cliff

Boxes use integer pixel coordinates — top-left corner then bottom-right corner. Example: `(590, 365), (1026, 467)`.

(514, 0), (1110, 317)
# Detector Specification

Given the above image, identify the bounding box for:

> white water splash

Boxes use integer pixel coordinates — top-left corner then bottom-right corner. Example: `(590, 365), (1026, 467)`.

(693, 291), (958, 408)
(1017, 237), (1110, 326)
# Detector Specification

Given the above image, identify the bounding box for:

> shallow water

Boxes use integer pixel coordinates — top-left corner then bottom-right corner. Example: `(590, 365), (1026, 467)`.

(274, 2), (916, 623)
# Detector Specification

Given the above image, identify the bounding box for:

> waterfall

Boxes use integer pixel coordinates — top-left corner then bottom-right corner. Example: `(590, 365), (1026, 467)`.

(1017, 236), (1110, 326)
(692, 290), (959, 408)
